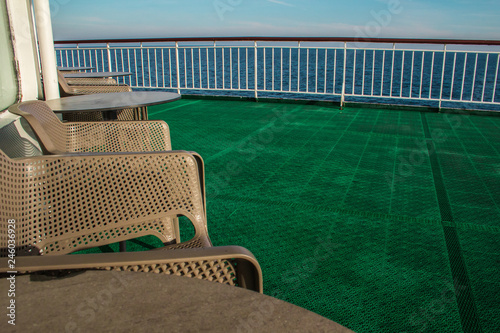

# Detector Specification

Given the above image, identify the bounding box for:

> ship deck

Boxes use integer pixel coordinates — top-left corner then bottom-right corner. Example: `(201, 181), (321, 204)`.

(86, 98), (499, 332)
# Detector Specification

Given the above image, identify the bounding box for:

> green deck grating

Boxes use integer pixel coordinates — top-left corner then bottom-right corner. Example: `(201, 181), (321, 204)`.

(94, 99), (500, 332)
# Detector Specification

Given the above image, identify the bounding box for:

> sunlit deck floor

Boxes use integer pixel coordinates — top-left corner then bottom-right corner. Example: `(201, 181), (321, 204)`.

(95, 99), (500, 332)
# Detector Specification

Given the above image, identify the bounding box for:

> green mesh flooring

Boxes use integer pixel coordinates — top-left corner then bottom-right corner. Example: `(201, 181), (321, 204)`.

(95, 99), (500, 332)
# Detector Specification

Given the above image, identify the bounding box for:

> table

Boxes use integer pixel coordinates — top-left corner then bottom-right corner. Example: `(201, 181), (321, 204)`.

(64, 71), (132, 79)
(0, 271), (354, 332)
(45, 91), (181, 120)
(57, 66), (94, 71)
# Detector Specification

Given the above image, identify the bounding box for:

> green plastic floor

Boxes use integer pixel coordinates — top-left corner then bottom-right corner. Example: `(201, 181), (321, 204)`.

(103, 99), (500, 332)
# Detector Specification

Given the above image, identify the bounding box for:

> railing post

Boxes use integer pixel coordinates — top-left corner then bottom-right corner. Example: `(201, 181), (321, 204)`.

(341, 42), (347, 110)
(76, 43), (80, 67)
(214, 41), (217, 90)
(140, 42), (145, 87)
(298, 41), (301, 92)
(106, 42), (112, 72)
(390, 43), (396, 97)
(175, 41), (181, 94)
(493, 55), (500, 103)
(254, 41), (258, 100)
(439, 44), (447, 110)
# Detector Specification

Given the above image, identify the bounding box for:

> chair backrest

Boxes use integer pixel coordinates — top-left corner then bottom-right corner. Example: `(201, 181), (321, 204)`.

(8, 101), (69, 154)
(0, 117), (43, 158)
(58, 70), (132, 96)
(9, 101), (173, 154)
(0, 148), (206, 257)
(57, 70), (73, 96)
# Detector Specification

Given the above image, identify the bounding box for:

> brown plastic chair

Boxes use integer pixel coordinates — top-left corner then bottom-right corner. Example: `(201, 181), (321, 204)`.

(57, 70), (138, 121)
(9, 101), (171, 154)
(58, 70), (132, 96)
(9, 100), (210, 250)
(0, 146), (262, 292)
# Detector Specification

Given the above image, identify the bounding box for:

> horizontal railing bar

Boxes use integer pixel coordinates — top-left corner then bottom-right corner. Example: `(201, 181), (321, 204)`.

(54, 36), (500, 46)
(55, 45), (500, 56)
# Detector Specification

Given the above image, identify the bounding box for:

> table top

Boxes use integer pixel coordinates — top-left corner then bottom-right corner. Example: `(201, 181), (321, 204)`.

(64, 71), (132, 78)
(45, 91), (181, 113)
(57, 66), (94, 71)
(0, 271), (353, 332)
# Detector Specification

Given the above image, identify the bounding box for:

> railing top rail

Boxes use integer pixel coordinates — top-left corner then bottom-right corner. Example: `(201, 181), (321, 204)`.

(54, 36), (500, 46)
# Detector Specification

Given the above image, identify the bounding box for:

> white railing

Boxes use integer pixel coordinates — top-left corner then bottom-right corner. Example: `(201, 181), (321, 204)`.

(55, 37), (500, 111)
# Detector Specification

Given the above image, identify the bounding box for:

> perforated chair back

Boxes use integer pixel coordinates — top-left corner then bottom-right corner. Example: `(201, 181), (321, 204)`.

(10, 101), (68, 153)
(66, 77), (118, 85)
(9, 101), (171, 154)
(0, 148), (208, 256)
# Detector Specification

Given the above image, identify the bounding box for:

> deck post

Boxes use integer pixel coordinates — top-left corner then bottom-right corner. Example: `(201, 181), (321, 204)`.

(106, 42), (112, 72)
(76, 43), (80, 67)
(33, 0), (60, 100)
(439, 44), (447, 110)
(254, 41), (258, 100)
(214, 41), (217, 90)
(340, 42), (347, 110)
(175, 41), (181, 94)
(298, 41), (301, 93)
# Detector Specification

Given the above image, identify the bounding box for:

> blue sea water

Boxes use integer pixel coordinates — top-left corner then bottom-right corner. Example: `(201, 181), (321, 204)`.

(56, 47), (500, 111)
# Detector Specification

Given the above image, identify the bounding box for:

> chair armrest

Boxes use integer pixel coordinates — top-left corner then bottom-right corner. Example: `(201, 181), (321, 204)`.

(188, 152), (206, 219)
(65, 120), (172, 152)
(0, 246), (263, 292)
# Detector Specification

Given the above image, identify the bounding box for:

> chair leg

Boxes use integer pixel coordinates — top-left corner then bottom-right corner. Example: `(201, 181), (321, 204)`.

(173, 217), (180, 244)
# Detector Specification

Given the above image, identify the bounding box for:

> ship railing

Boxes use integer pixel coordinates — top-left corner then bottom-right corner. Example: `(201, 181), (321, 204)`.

(54, 37), (500, 111)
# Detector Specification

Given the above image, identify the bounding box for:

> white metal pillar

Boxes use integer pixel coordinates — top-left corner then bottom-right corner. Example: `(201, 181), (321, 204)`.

(33, 0), (59, 100)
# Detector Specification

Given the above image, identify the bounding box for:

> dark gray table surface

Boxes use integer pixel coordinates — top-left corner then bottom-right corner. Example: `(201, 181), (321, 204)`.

(57, 66), (94, 71)
(63, 71), (132, 78)
(0, 271), (353, 332)
(45, 92), (181, 113)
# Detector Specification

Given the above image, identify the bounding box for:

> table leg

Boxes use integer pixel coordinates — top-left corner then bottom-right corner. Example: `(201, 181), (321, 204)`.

(103, 110), (118, 121)
(119, 241), (127, 252)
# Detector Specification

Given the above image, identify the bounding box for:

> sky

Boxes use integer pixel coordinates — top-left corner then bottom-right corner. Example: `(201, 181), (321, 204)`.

(49, 0), (500, 41)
